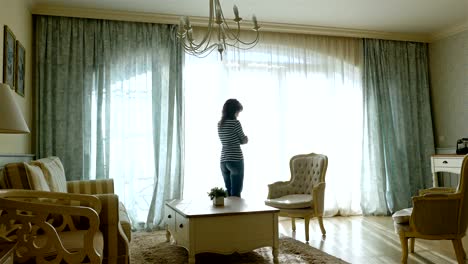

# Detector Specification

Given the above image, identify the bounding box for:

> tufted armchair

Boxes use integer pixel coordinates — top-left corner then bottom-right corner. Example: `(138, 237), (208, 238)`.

(265, 153), (328, 242)
(392, 155), (468, 264)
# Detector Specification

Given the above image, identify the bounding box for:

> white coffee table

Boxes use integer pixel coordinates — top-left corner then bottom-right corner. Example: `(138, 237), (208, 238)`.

(165, 197), (279, 264)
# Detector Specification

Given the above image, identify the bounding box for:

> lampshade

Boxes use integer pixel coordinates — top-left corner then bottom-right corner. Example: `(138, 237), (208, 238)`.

(0, 83), (29, 133)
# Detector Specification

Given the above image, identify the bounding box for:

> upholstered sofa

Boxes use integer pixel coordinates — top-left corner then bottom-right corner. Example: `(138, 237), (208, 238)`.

(0, 156), (131, 263)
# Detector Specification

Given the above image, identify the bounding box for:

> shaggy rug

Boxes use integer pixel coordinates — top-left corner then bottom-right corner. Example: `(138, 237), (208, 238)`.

(129, 231), (349, 263)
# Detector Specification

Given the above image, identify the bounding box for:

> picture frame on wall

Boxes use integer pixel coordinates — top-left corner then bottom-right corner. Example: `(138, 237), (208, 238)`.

(15, 40), (25, 97)
(3, 25), (16, 90)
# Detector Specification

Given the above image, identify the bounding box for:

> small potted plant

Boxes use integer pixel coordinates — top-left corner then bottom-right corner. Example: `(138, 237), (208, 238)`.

(208, 187), (228, 206)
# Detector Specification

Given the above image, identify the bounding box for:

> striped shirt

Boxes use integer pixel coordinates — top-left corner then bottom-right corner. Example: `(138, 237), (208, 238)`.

(218, 119), (247, 162)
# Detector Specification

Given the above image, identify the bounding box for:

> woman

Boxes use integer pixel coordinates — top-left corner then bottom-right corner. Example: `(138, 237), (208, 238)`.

(218, 99), (248, 197)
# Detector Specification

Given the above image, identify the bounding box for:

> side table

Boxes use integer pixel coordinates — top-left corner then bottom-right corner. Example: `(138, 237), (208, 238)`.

(0, 242), (16, 264)
(431, 154), (466, 187)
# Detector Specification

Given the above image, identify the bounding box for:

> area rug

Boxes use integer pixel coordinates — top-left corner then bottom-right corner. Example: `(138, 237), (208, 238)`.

(130, 230), (348, 263)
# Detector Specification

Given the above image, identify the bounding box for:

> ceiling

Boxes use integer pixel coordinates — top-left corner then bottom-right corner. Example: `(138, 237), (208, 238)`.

(31, 0), (468, 35)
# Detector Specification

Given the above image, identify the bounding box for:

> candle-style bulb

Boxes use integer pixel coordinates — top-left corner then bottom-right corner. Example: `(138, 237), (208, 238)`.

(233, 5), (242, 22)
(178, 18), (185, 34)
(252, 15), (259, 30)
(184, 16), (191, 30)
(233, 5), (239, 18)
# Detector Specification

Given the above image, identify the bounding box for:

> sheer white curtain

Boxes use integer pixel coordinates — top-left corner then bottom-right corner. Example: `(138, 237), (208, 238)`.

(183, 30), (363, 216)
(91, 74), (156, 223)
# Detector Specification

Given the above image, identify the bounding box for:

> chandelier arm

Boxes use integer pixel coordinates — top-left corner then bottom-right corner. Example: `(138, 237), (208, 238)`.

(224, 29), (259, 47)
(184, 43), (218, 58)
(220, 23), (240, 47)
(225, 32), (260, 48)
(181, 0), (216, 52)
(184, 27), (214, 54)
(216, 5), (243, 43)
(183, 31), (218, 56)
(220, 16), (259, 46)
(225, 40), (259, 50)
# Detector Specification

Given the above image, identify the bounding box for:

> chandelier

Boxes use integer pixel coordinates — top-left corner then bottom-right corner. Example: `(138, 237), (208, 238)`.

(177, 0), (260, 59)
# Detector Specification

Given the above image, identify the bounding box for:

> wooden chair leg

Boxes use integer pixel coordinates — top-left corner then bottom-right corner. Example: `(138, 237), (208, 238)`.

(318, 216), (326, 236)
(452, 239), (465, 264)
(409, 238), (415, 253)
(399, 234), (408, 264)
(304, 217), (310, 242)
(291, 217), (296, 232)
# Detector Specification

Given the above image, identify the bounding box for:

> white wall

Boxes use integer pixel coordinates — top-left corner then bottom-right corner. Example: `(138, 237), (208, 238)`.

(429, 28), (468, 150)
(0, 0), (33, 154)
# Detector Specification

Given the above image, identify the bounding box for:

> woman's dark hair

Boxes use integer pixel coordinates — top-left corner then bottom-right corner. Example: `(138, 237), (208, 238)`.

(219, 99), (243, 126)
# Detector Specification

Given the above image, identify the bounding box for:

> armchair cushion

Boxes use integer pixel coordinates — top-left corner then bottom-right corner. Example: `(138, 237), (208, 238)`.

(392, 207), (412, 224)
(32, 156), (67, 192)
(265, 194), (313, 209)
(33, 230), (104, 260)
(24, 162), (50, 191)
(2, 162), (31, 189)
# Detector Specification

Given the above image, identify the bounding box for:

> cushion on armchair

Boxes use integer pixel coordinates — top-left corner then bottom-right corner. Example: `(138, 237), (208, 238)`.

(23, 163), (50, 191)
(2, 162), (31, 189)
(32, 156), (67, 192)
(392, 207), (412, 224)
(265, 194), (313, 209)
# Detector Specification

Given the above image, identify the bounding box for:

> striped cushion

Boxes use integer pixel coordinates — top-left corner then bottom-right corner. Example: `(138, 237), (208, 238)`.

(24, 163), (50, 191)
(67, 179), (114, 194)
(32, 157), (67, 193)
(3, 162), (31, 189)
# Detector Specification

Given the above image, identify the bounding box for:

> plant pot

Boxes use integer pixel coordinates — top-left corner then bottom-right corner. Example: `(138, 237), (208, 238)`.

(213, 196), (224, 206)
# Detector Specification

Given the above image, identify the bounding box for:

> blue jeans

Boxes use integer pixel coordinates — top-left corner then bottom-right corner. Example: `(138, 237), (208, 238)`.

(220, 160), (244, 197)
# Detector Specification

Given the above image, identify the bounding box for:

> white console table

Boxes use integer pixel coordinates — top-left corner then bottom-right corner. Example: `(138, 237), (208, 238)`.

(431, 154), (466, 187)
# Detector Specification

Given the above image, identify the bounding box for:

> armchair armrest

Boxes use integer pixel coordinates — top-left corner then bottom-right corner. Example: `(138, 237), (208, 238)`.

(93, 193), (129, 263)
(0, 190), (103, 263)
(410, 194), (461, 235)
(267, 181), (292, 199)
(312, 182), (326, 215)
(94, 194), (119, 226)
(67, 179), (115, 194)
(0, 189), (101, 214)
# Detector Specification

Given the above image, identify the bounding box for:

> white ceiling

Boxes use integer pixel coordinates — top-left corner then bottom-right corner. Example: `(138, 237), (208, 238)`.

(31, 0), (468, 34)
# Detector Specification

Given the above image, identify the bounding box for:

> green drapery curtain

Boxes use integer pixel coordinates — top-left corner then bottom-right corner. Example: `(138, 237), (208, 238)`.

(35, 15), (183, 229)
(361, 39), (435, 215)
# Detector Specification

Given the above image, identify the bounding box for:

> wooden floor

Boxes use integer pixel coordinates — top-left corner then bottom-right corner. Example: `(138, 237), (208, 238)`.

(278, 216), (468, 264)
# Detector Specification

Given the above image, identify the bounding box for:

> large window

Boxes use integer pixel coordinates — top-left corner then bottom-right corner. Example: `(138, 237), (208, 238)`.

(183, 32), (363, 216)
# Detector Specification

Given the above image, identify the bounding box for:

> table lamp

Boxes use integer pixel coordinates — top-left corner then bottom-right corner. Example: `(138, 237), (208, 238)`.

(0, 83), (29, 133)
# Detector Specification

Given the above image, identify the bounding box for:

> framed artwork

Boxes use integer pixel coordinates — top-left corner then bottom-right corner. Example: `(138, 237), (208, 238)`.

(2, 25), (16, 90)
(15, 40), (25, 97)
